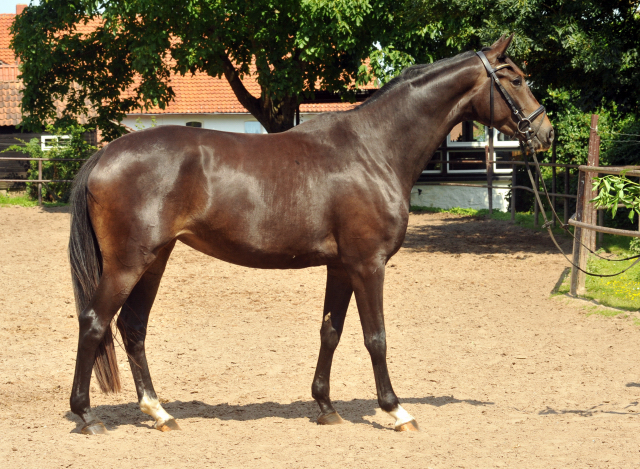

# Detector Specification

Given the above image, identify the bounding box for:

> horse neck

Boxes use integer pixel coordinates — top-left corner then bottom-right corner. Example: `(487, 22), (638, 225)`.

(357, 54), (481, 192)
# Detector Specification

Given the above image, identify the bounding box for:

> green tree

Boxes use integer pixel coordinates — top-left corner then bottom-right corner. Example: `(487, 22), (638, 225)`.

(405, 0), (640, 115)
(11, 0), (422, 139)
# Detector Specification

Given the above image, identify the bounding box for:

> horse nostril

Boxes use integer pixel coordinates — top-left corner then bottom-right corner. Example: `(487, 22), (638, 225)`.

(548, 128), (555, 143)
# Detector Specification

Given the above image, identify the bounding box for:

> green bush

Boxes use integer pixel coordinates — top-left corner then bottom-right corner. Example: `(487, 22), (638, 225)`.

(3, 124), (97, 203)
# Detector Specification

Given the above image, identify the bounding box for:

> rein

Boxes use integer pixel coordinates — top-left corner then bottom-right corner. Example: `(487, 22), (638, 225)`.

(475, 51), (640, 278)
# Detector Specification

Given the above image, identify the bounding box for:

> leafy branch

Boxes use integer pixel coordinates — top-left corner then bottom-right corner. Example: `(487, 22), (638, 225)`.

(590, 172), (640, 222)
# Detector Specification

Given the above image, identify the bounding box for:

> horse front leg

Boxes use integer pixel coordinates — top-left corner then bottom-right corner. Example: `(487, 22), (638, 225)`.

(312, 265), (353, 425)
(348, 262), (419, 432)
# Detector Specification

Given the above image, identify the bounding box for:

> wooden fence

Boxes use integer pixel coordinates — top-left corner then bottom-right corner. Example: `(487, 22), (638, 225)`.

(422, 114), (640, 297)
(0, 156), (82, 205)
(567, 115), (640, 296)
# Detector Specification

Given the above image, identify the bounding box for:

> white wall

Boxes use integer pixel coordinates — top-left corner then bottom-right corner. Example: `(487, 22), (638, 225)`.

(410, 181), (512, 211)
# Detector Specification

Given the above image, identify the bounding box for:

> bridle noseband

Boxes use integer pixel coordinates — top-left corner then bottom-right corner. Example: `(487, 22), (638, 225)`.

(476, 50), (546, 150)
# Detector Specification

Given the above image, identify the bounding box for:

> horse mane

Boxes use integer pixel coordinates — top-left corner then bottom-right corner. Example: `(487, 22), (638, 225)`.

(355, 51), (477, 110)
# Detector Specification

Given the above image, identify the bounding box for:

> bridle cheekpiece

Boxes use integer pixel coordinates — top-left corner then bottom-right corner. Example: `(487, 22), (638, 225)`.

(475, 50), (546, 150)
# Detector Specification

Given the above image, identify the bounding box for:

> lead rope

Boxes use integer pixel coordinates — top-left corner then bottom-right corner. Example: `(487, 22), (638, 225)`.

(521, 137), (640, 277)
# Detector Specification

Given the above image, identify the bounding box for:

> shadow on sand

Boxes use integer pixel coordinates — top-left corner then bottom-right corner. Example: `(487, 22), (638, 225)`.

(64, 395), (494, 433)
(402, 215), (572, 256)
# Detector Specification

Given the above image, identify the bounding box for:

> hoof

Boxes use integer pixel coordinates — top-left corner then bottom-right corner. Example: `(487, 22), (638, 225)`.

(156, 418), (181, 432)
(317, 411), (344, 425)
(395, 419), (420, 432)
(81, 422), (108, 435)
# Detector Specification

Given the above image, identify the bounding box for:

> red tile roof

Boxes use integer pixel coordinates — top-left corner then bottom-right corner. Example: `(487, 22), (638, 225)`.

(0, 13), (375, 123)
(0, 14), (16, 65)
(0, 65), (19, 81)
(128, 70), (365, 115)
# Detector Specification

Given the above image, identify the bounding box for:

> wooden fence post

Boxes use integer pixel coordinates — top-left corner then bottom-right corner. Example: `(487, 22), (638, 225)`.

(551, 139), (557, 227)
(511, 163), (516, 222)
(485, 145), (493, 215)
(570, 170), (586, 296)
(37, 160), (42, 206)
(570, 114), (600, 296)
(563, 168), (569, 226)
(584, 114), (600, 254)
(534, 170), (539, 227)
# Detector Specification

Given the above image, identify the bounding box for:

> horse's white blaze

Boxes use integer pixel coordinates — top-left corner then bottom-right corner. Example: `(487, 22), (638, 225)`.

(388, 405), (414, 426)
(139, 392), (174, 426)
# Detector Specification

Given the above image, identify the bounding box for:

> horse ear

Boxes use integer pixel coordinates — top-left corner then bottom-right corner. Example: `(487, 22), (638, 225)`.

(489, 34), (514, 57)
(490, 35), (506, 49)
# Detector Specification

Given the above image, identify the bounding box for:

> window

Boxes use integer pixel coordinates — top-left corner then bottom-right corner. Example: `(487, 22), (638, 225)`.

(492, 128), (519, 146)
(448, 150), (487, 173)
(495, 149), (522, 174)
(186, 121), (202, 128)
(40, 135), (70, 151)
(420, 121), (521, 178)
(244, 121), (263, 134)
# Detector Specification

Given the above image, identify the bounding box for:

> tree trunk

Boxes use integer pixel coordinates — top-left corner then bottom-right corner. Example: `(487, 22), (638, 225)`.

(219, 54), (298, 133)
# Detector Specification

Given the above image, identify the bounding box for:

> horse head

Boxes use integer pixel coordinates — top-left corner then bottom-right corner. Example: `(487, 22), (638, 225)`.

(471, 35), (554, 152)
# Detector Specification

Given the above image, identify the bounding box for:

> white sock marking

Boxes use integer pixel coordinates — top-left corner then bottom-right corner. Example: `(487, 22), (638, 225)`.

(388, 404), (414, 426)
(139, 392), (174, 427)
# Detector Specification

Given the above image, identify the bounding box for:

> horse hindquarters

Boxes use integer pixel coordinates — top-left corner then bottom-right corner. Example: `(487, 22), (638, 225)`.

(68, 149), (169, 433)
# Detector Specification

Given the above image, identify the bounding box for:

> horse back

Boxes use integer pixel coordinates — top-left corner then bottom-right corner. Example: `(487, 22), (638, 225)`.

(86, 125), (408, 269)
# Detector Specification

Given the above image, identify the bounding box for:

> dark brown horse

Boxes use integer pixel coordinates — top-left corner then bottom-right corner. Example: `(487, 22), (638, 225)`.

(69, 36), (553, 434)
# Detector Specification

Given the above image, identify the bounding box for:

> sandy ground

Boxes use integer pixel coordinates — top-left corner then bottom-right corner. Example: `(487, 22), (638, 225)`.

(1, 205), (639, 468)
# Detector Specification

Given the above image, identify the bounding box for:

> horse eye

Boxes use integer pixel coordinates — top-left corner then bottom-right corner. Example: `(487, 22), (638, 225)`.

(512, 78), (522, 86)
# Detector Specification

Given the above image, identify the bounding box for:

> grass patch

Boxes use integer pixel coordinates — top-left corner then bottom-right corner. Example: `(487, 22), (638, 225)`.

(583, 305), (625, 318)
(582, 254), (640, 311)
(0, 193), (38, 207)
(0, 193), (67, 208)
(410, 205), (485, 216)
(554, 250), (640, 311)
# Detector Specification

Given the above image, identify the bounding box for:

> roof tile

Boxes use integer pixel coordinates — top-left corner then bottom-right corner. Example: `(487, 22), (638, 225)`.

(0, 80), (22, 125)
(0, 13), (375, 122)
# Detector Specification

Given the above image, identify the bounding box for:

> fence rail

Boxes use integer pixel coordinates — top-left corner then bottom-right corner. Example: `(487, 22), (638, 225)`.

(569, 115), (640, 296)
(0, 156), (84, 205)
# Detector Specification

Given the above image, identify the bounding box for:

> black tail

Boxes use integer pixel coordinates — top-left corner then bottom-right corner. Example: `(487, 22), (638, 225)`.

(68, 146), (121, 394)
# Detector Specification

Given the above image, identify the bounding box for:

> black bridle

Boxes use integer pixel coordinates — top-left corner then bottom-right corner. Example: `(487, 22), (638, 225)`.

(476, 50), (546, 150)
(475, 49), (640, 277)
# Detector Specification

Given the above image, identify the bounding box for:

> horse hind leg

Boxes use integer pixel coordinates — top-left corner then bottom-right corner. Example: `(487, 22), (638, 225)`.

(116, 241), (180, 431)
(312, 266), (352, 425)
(70, 263), (152, 435)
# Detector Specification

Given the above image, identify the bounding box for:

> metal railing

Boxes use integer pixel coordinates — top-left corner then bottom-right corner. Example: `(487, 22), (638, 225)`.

(421, 144), (580, 227)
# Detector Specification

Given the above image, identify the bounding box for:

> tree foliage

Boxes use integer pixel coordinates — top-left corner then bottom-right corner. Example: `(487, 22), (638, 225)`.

(591, 173), (640, 222)
(406, 0), (640, 114)
(12, 0), (640, 143)
(12, 0), (420, 139)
